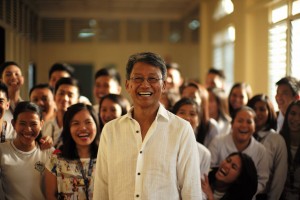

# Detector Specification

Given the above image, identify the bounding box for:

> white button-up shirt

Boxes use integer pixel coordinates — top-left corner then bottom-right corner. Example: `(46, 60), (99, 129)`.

(94, 105), (202, 200)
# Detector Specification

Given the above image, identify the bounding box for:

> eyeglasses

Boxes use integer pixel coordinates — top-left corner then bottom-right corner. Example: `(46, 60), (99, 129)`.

(129, 77), (163, 84)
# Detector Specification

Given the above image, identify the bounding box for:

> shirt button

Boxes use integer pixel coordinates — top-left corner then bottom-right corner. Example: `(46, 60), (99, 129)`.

(137, 172), (140, 175)
(136, 130), (139, 133)
(136, 194), (139, 198)
(140, 151), (142, 154)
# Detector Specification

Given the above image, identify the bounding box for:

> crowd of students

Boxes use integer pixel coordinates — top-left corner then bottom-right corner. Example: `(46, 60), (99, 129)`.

(0, 52), (299, 200)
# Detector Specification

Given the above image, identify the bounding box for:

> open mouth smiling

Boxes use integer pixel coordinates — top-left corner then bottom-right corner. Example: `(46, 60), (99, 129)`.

(138, 92), (152, 96)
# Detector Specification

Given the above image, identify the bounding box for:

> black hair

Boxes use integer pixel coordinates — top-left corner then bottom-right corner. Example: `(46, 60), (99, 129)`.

(0, 81), (9, 100)
(276, 76), (300, 97)
(207, 68), (225, 79)
(60, 103), (100, 160)
(209, 152), (258, 200)
(126, 52), (166, 80)
(94, 67), (121, 85)
(54, 77), (80, 97)
(48, 63), (74, 79)
(231, 106), (256, 125)
(13, 101), (43, 142)
(0, 61), (21, 78)
(98, 94), (130, 131)
(29, 83), (53, 97)
(280, 100), (300, 166)
(247, 94), (277, 131)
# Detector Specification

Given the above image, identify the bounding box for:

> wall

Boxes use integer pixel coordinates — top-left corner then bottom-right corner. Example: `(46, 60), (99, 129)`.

(35, 42), (199, 102)
(199, 0), (270, 95)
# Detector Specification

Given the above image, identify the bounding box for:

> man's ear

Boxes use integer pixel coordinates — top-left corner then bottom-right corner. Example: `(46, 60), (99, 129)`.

(5, 100), (10, 110)
(162, 80), (166, 92)
(125, 80), (130, 91)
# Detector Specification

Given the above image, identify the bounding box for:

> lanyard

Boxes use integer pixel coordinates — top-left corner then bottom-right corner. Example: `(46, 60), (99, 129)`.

(77, 158), (94, 200)
(1, 122), (7, 143)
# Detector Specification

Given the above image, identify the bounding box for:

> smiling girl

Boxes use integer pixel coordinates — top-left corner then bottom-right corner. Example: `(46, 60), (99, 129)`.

(280, 100), (300, 200)
(201, 152), (257, 200)
(209, 106), (270, 196)
(247, 94), (288, 199)
(44, 103), (100, 200)
(99, 94), (130, 132)
(0, 101), (53, 200)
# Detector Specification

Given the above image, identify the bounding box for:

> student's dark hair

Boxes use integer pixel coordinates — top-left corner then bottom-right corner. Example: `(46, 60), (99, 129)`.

(126, 52), (166, 80)
(180, 82), (212, 144)
(231, 106), (256, 124)
(207, 68), (225, 79)
(94, 67), (121, 85)
(0, 61), (21, 77)
(13, 101), (43, 142)
(98, 93), (130, 131)
(0, 81), (9, 100)
(209, 152), (258, 200)
(247, 94), (277, 131)
(280, 100), (300, 166)
(54, 77), (80, 97)
(276, 76), (300, 97)
(228, 82), (252, 118)
(29, 83), (53, 97)
(60, 103), (100, 160)
(172, 97), (201, 117)
(208, 87), (231, 122)
(48, 63), (74, 79)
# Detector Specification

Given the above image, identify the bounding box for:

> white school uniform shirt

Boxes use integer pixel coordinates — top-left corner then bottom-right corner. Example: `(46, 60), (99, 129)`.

(0, 141), (53, 200)
(208, 133), (270, 195)
(277, 111), (284, 132)
(256, 129), (288, 200)
(42, 118), (62, 147)
(203, 118), (220, 147)
(94, 104), (202, 200)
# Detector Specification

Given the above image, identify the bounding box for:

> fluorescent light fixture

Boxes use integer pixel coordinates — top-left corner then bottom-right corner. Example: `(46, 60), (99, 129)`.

(78, 29), (95, 38)
(188, 20), (200, 30)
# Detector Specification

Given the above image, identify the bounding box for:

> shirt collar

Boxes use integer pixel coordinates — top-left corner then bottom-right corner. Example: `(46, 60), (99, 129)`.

(125, 103), (169, 121)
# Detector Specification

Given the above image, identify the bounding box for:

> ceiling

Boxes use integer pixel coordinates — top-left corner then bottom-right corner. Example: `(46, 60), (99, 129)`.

(29, 0), (200, 20)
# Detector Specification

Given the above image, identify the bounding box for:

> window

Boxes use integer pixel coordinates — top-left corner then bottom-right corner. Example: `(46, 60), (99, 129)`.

(212, 26), (235, 86)
(213, 0), (234, 21)
(268, 0), (300, 109)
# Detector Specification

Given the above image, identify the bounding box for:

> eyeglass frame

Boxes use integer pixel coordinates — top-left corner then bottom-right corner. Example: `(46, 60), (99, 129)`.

(129, 76), (164, 84)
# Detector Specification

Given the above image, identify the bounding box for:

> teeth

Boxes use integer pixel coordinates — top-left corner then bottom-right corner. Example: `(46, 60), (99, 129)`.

(23, 134), (32, 138)
(139, 92), (152, 96)
(78, 133), (89, 138)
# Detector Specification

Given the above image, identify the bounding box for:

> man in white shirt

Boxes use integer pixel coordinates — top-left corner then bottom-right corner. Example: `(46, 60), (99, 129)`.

(94, 52), (202, 200)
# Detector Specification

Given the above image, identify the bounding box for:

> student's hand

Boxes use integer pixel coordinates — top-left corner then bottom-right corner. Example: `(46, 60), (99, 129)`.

(201, 174), (214, 200)
(39, 136), (53, 150)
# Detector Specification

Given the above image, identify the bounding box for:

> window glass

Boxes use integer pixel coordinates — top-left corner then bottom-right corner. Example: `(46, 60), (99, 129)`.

(271, 5), (288, 23)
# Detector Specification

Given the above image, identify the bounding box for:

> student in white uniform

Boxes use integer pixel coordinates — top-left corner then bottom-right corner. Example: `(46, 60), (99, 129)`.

(0, 101), (53, 200)
(247, 94), (288, 199)
(209, 106), (270, 197)
(43, 77), (80, 148)
(274, 76), (300, 132)
(172, 97), (211, 176)
(93, 67), (122, 114)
